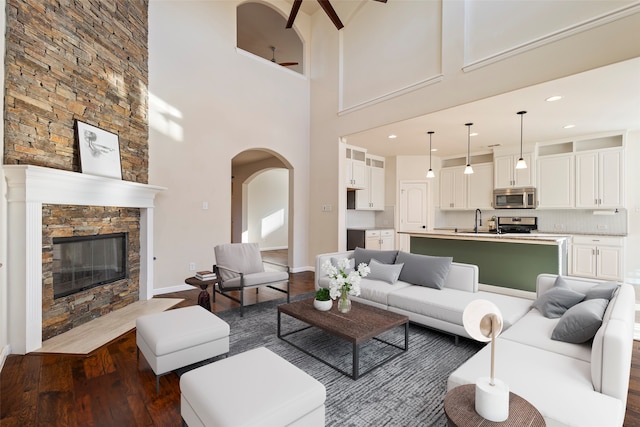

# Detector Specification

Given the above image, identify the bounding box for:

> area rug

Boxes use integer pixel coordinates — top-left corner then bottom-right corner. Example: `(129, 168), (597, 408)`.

(191, 296), (483, 427)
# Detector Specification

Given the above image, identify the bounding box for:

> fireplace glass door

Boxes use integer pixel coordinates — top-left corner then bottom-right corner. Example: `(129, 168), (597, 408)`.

(52, 233), (128, 299)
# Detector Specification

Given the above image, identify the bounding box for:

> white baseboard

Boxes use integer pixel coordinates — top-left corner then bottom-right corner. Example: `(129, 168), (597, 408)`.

(0, 344), (10, 372)
(261, 246), (288, 251)
(290, 266), (314, 273)
(153, 283), (195, 296)
(479, 283), (536, 300)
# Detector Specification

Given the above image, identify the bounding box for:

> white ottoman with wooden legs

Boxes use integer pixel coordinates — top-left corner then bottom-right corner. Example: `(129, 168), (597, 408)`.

(136, 305), (230, 393)
(180, 347), (326, 427)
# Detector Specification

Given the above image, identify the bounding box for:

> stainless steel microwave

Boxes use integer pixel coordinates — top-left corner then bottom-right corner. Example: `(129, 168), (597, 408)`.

(493, 187), (536, 209)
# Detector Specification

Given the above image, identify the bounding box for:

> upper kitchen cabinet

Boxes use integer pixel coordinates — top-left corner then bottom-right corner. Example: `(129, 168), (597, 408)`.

(575, 136), (624, 209)
(440, 155), (493, 210)
(537, 151), (574, 209)
(356, 154), (385, 210)
(440, 166), (467, 210)
(494, 152), (534, 189)
(467, 163), (494, 209)
(345, 145), (367, 189)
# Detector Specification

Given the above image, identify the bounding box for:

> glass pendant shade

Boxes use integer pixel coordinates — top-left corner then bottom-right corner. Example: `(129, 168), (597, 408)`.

(426, 131), (435, 178)
(464, 123), (474, 175)
(516, 111), (527, 169)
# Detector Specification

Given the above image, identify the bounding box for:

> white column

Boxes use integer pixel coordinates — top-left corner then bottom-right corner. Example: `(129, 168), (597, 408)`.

(139, 207), (154, 300)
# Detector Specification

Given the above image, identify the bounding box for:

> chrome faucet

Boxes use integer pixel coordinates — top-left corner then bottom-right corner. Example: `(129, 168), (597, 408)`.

(474, 209), (482, 233)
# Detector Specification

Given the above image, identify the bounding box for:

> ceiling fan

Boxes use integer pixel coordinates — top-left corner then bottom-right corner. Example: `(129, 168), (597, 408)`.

(286, 0), (387, 30)
(270, 46), (299, 67)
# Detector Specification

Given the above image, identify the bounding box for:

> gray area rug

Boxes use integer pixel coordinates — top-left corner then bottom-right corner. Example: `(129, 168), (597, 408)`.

(183, 295), (483, 427)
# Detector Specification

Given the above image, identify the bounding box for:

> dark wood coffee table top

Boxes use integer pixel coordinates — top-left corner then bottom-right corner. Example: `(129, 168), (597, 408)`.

(444, 384), (545, 427)
(277, 297), (408, 344)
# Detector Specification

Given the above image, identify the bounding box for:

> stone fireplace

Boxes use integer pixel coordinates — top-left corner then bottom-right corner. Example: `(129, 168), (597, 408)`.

(4, 165), (164, 354)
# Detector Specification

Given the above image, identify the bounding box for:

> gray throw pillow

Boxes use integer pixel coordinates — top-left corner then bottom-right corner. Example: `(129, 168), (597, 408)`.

(353, 247), (398, 266)
(585, 281), (619, 301)
(367, 259), (404, 284)
(394, 251), (452, 289)
(532, 287), (585, 319)
(552, 298), (609, 343)
(553, 275), (570, 289)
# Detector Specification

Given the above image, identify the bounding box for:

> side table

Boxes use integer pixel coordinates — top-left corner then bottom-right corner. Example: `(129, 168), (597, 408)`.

(185, 276), (220, 311)
(444, 384), (545, 427)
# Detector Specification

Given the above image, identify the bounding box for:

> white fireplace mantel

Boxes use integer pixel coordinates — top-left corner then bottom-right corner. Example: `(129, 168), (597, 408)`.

(4, 165), (166, 354)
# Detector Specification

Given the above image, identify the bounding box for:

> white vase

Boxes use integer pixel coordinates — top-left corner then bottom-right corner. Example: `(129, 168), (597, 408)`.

(313, 298), (332, 311)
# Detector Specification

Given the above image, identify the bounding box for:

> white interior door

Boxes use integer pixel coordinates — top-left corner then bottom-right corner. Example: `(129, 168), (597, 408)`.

(399, 181), (428, 233)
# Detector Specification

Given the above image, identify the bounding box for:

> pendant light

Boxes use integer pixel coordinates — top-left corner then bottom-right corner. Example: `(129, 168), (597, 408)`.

(426, 131), (435, 178)
(464, 123), (474, 175)
(515, 111), (527, 170)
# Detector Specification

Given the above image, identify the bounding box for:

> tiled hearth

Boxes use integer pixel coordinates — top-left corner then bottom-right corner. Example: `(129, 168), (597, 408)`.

(4, 165), (165, 354)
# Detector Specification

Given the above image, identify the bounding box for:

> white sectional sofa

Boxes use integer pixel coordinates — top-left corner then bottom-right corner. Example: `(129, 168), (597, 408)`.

(448, 273), (635, 427)
(315, 249), (533, 342)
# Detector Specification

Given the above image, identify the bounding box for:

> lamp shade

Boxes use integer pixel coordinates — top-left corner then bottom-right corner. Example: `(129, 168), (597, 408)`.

(463, 299), (503, 342)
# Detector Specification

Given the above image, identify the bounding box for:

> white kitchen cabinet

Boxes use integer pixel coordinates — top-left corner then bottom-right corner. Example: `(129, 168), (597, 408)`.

(356, 155), (385, 210)
(440, 166), (466, 210)
(441, 164), (492, 210)
(575, 149), (623, 209)
(345, 145), (367, 189)
(537, 154), (574, 208)
(467, 163), (494, 209)
(365, 229), (395, 250)
(494, 153), (534, 189)
(571, 235), (623, 281)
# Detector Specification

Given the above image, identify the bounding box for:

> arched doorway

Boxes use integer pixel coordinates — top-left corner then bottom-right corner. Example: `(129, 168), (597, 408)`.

(231, 149), (293, 266)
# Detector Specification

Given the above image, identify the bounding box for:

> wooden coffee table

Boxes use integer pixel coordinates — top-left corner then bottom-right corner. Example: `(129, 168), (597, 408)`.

(277, 297), (409, 379)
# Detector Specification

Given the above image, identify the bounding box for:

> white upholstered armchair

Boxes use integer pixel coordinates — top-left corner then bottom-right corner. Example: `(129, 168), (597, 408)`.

(213, 243), (290, 316)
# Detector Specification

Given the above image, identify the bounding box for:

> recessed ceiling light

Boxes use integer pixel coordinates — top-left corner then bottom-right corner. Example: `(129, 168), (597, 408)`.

(431, 148), (438, 152)
(546, 95), (563, 102)
(388, 134), (397, 139)
(470, 132), (478, 137)
(563, 124), (575, 129)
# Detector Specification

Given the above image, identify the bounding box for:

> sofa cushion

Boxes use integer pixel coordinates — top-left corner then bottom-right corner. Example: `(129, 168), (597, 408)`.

(585, 281), (619, 301)
(394, 251), (452, 289)
(357, 278), (413, 305)
(552, 298), (609, 344)
(367, 259), (403, 284)
(501, 309), (592, 362)
(353, 247), (398, 266)
(532, 286), (585, 319)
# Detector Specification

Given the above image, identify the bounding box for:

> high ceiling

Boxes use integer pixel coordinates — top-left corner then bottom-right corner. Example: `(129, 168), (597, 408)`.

(343, 58), (640, 159)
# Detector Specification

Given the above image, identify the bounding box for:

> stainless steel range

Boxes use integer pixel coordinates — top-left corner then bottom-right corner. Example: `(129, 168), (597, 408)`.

(497, 216), (537, 234)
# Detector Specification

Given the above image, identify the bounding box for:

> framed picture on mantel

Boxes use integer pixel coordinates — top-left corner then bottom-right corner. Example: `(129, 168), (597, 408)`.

(76, 120), (122, 180)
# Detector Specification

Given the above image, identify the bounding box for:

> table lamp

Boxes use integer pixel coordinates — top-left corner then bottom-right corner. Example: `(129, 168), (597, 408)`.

(462, 299), (509, 422)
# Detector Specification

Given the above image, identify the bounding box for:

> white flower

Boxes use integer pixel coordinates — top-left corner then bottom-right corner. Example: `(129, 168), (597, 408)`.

(321, 258), (369, 300)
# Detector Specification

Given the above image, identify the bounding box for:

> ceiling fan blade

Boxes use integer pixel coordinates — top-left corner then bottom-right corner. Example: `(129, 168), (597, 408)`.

(286, 0), (302, 28)
(279, 62), (299, 67)
(317, 0), (344, 30)
(372, 0), (388, 3)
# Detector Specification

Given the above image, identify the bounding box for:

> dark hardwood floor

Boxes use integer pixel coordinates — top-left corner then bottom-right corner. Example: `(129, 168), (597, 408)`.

(2, 250), (640, 426)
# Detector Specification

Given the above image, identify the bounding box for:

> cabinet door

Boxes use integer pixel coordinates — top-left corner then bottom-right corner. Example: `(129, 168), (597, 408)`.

(494, 156), (514, 189)
(599, 150), (623, 208)
(379, 229), (395, 250)
(575, 152), (598, 208)
(440, 167), (466, 209)
(369, 164), (385, 210)
(572, 244), (597, 278)
(365, 230), (380, 249)
(468, 163), (493, 209)
(537, 155), (574, 208)
(597, 246), (622, 280)
(514, 152), (534, 187)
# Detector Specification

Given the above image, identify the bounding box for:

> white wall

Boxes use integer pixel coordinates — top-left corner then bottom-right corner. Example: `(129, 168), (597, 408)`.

(246, 168), (288, 249)
(308, 1), (640, 260)
(148, 0), (311, 291)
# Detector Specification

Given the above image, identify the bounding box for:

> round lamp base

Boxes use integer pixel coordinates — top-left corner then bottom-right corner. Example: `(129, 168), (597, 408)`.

(475, 377), (509, 422)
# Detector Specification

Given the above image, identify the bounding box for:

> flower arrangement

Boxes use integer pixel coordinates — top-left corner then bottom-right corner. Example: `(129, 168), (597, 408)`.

(322, 258), (370, 312)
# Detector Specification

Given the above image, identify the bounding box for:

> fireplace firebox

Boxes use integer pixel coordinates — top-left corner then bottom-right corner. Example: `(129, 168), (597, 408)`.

(52, 233), (128, 299)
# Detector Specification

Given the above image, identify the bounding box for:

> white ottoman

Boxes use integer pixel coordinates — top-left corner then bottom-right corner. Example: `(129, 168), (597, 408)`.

(180, 347), (326, 427)
(136, 305), (230, 393)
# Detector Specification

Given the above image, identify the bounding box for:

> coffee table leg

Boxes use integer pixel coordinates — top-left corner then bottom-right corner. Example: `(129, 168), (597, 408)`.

(405, 322), (409, 351)
(353, 343), (360, 380)
(277, 310), (281, 338)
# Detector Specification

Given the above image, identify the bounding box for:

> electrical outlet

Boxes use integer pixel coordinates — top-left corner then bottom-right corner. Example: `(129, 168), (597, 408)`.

(322, 204), (332, 212)
(202, 201), (209, 210)
(189, 262), (196, 271)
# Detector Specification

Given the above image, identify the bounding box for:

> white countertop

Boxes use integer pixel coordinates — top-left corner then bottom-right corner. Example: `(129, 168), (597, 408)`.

(401, 230), (571, 244)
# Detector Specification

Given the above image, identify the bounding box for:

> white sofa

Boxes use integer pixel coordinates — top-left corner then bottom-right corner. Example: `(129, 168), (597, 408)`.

(447, 273), (635, 427)
(315, 249), (532, 342)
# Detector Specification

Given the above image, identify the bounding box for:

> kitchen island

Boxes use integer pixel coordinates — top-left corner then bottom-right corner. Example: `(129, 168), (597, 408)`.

(403, 231), (569, 293)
